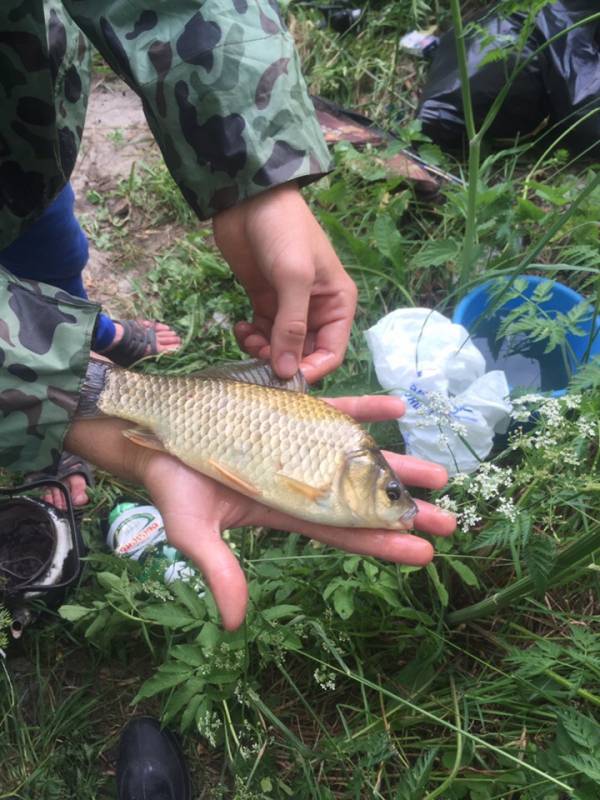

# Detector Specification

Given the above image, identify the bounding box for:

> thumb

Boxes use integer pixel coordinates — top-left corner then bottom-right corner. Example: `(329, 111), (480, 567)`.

(270, 268), (311, 379)
(161, 511), (249, 631)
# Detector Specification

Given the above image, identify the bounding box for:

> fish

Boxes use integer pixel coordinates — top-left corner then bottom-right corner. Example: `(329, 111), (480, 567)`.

(77, 358), (417, 529)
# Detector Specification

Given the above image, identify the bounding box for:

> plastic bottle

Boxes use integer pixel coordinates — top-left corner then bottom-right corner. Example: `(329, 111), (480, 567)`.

(106, 502), (204, 594)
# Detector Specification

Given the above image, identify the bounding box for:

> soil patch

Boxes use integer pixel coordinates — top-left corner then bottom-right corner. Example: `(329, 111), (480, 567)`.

(71, 75), (187, 319)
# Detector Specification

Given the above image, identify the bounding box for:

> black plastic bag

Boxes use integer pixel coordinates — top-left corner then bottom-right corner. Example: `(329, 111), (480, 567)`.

(416, 1), (600, 156)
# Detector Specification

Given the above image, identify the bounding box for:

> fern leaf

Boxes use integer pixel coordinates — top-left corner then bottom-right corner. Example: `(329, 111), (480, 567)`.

(569, 356), (600, 391)
(531, 280), (555, 304)
(524, 534), (556, 593)
(396, 748), (438, 800)
(558, 710), (600, 752)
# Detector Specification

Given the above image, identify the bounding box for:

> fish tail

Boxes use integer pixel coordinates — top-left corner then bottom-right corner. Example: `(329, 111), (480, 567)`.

(76, 357), (113, 418)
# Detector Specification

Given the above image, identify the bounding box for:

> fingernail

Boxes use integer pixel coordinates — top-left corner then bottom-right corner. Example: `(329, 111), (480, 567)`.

(277, 352), (297, 377)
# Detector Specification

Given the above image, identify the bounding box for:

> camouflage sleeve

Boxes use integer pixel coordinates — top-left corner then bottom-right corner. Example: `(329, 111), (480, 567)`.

(0, 267), (99, 473)
(62, 1), (332, 219)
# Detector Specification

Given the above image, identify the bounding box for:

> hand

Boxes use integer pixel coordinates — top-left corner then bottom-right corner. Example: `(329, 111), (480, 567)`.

(66, 396), (455, 630)
(213, 183), (357, 383)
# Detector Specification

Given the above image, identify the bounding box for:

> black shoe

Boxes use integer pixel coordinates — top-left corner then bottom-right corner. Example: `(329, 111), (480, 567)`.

(116, 716), (192, 800)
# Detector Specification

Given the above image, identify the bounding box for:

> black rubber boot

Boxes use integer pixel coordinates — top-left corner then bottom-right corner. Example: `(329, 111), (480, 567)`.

(116, 716), (192, 800)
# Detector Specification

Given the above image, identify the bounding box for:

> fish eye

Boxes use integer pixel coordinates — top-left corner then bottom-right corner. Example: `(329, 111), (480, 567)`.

(385, 481), (402, 502)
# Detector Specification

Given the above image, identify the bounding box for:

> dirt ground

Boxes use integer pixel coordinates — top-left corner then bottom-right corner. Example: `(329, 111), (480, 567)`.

(71, 74), (186, 318)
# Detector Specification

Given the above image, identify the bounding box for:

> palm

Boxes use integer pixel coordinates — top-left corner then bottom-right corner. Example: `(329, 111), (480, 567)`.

(68, 394), (455, 631)
(142, 396), (455, 631)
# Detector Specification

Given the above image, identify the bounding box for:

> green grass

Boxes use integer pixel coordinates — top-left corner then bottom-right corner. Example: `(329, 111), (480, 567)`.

(2, 1), (600, 797)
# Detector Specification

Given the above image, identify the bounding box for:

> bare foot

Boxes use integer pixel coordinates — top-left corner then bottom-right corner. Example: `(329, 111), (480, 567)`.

(42, 473), (89, 511)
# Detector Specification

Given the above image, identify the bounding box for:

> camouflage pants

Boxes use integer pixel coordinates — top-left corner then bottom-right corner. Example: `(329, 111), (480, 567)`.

(0, 267), (99, 473)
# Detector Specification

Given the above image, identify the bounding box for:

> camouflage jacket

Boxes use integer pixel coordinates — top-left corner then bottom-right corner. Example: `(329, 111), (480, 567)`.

(0, 268), (99, 472)
(0, 0), (331, 471)
(0, 0), (331, 249)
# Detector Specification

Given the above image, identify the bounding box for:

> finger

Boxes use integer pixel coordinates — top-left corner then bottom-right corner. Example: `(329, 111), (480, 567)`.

(271, 272), (311, 378)
(309, 528), (434, 564)
(234, 322), (271, 357)
(303, 331), (316, 357)
(258, 344), (271, 361)
(298, 283), (357, 382)
(243, 334), (270, 356)
(382, 452), (449, 490)
(246, 504), (436, 563)
(325, 395), (406, 422)
(163, 513), (248, 631)
(413, 500), (456, 536)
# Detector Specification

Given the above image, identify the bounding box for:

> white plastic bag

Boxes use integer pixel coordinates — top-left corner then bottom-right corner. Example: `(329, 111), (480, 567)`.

(365, 308), (512, 474)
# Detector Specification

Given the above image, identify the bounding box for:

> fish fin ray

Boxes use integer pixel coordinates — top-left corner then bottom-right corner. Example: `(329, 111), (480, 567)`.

(193, 359), (309, 393)
(208, 459), (262, 497)
(277, 473), (328, 502)
(122, 427), (166, 452)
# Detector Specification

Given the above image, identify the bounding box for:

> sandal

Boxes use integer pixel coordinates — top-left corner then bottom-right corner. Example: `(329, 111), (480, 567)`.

(105, 319), (164, 368)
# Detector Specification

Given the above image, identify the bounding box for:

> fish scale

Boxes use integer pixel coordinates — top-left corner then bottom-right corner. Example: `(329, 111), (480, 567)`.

(100, 371), (365, 487)
(79, 358), (417, 528)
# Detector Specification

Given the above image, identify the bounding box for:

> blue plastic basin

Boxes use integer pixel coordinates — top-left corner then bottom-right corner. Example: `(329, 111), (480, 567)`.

(452, 275), (600, 396)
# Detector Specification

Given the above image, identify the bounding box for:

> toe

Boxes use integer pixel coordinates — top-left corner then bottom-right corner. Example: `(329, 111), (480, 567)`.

(66, 474), (89, 507)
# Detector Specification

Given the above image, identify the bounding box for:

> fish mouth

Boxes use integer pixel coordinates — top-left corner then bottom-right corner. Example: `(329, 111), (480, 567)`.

(399, 500), (418, 527)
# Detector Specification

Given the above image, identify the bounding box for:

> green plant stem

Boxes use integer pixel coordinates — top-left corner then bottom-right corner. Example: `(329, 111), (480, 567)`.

(296, 649), (574, 793)
(423, 676), (463, 800)
(447, 528), (600, 626)
(450, 0), (481, 289)
(471, 622), (600, 708)
(515, 171), (600, 272)
(522, 107), (600, 198)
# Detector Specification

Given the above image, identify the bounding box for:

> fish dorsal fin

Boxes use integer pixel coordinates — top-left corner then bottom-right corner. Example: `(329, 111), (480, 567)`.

(193, 359), (309, 393)
(122, 427), (166, 452)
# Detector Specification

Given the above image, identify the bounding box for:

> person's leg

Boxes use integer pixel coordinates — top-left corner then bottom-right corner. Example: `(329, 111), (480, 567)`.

(0, 183), (180, 358)
(0, 184), (179, 506)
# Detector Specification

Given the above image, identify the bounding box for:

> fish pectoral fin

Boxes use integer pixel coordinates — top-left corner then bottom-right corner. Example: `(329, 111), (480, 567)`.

(277, 474), (329, 503)
(122, 427), (167, 452)
(207, 459), (262, 498)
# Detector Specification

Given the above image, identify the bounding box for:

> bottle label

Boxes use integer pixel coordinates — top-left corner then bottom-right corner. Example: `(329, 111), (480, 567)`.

(107, 506), (166, 560)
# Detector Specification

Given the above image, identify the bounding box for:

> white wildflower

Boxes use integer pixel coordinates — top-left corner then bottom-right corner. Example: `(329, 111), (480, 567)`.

(436, 495), (458, 513)
(314, 667), (337, 691)
(511, 406), (533, 422)
(512, 393), (545, 406)
(451, 472), (470, 487)
(564, 394), (582, 410)
(497, 497), (518, 522)
(563, 449), (581, 466)
(538, 398), (564, 429)
(459, 504), (482, 533)
(469, 463), (513, 501)
(576, 416), (596, 439)
(196, 710), (222, 748)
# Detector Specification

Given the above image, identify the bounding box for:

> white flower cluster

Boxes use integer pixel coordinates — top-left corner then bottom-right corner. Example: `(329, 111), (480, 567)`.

(413, 390), (469, 441)
(510, 393), (589, 452)
(314, 666), (337, 691)
(196, 709), (222, 747)
(511, 393), (544, 422)
(437, 463), (516, 533)
(198, 643), (244, 677)
(468, 463), (514, 501)
(576, 416), (597, 439)
(237, 721), (262, 761)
